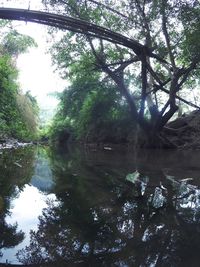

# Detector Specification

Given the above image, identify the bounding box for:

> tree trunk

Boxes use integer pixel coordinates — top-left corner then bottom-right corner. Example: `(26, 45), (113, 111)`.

(143, 132), (177, 148)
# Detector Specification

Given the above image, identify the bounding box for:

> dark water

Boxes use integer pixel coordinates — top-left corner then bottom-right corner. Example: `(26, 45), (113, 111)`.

(1, 145), (200, 266)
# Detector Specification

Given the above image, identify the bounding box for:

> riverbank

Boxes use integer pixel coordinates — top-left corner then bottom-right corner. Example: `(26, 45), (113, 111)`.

(0, 138), (33, 150)
(82, 110), (200, 150)
(2, 110), (200, 151)
(165, 110), (200, 149)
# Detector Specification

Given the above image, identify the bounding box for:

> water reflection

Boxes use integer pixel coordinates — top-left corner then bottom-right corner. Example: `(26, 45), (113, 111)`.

(30, 147), (54, 192)
(17, 147), (200, 266)
(0, 147), (35, 261)
(1, 146), (200, 266)
(2, 185), (56, 263)
(0, 146), (54, 264)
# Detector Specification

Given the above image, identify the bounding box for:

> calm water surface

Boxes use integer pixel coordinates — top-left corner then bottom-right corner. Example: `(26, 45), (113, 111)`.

(0, 145), (200, 266)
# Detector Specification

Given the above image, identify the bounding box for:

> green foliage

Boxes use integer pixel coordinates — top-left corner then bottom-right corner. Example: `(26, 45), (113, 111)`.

(180, 2), (200, 63)
(50, 57), (135, 143)
(0, 55), (18, 135)
(16, 92), (39, 139)
(0, 56), (38, 140)
(0, 21), (39, 141)
(49, 117), (72, 142)
(44, 0), (200, 142)
(2, 29), (37, 57)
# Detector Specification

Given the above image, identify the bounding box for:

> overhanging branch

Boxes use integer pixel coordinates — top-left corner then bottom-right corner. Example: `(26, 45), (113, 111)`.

(154, 85), (200, 110)
(0, 7), (171, 65)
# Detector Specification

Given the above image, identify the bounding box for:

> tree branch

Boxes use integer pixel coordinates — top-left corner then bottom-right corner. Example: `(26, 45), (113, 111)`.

(161, 0), (176, 68)
(104, 57), (139, 68)
(139, 55), (147, 118)
(146, 62), (171, 88)
(87, 0), (129, 19)
(154, 84), (200, 110)
(87, 36), (151, 131)
(178, 60), (198, 88)
(135, 0), (152, 47)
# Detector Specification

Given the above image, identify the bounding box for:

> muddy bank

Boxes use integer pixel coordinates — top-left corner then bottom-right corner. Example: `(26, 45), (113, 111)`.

(82, 110), (200, 150)
(165, 110), (200, 149)
(2, 110), (200, 151)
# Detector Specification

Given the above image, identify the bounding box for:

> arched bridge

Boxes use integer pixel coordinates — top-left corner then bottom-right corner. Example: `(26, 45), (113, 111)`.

(0, 7), (153, 58)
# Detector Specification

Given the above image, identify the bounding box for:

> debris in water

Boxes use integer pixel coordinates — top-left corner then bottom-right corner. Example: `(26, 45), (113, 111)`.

(180, 178), (193, 182)
(14, 162), (22, 168)
(126, 170), (140, 184)
(103, 146), (112, 151)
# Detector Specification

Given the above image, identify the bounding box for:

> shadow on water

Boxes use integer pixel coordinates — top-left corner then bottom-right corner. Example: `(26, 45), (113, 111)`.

(1, 145), (200, 266)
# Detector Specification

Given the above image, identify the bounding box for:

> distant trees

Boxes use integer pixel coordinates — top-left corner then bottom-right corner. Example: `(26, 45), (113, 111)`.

(43, 0), (200, 147)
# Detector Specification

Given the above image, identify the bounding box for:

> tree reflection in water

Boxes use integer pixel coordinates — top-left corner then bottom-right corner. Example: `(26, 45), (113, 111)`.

(0, 147), (35, 260)
(0, 218), (24, 259)
(17, 147), (200, 267)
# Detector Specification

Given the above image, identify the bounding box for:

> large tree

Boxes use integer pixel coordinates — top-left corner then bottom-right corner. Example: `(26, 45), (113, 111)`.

(49, 57), (135, 144)
(41, 0), (200, 147)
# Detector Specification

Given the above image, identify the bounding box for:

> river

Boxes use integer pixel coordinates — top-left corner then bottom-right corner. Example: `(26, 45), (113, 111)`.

(0, 145), (200, 266)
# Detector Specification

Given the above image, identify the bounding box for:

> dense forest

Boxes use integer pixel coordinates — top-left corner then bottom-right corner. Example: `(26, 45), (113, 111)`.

(0, 21), (39, 141)
(42, 0), (200, 148)
(0, 0), (200, 148)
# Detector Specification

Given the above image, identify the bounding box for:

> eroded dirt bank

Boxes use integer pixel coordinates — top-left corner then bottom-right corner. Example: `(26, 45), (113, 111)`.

(165, 110), (200, 149)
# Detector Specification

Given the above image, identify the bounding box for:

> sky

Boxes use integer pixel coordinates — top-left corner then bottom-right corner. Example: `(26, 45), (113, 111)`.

(3, 185), (57, 264)
(16, 22), (66, 109)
